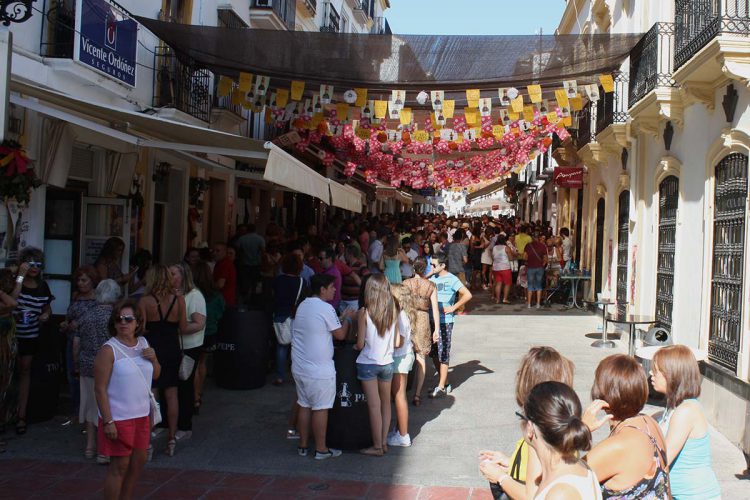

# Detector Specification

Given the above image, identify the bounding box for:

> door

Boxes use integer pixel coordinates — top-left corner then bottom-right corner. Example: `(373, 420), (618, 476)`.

(656, 176), (679, 332)
(80, 196), (129, 274)
(616, 191), (630, 315)
(595, 197), (605, 297)
(44, 189), (82, 315)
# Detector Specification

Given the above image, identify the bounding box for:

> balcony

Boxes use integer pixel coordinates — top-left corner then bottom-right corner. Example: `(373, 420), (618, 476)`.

(153, 46), (212, 123)
(628, 22), (682, 137)
(320, 1), (341, 32)
(597, 71), (629, 133)
(301, 0), (317, 16)
(353, 0), (371, 24)
(675, 0), (750, 69)
(40, 0), (75, 58)
(249, 0), (296, 31)
(370, 16), (391, 34)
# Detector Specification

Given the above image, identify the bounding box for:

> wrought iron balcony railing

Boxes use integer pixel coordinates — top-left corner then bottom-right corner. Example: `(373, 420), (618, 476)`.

(596, 71), (629, 133)
(153, 46), (212, 122)
(212, 80), (243, 117)
(370, 16), (391, 34)
(39, 0), (75, 58)
(629, 22), (676, 108)
(576, 101), (596, 150)
(675, 0), (750, 70)
(320, 1), (341, 32)
(252, 0), (296, 31)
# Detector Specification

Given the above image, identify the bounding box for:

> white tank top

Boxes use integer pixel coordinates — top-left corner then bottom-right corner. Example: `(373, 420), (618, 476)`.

(356, 312), (396, 365)
(103, 337), (153, 421)
(535, 468), (602, 500)
(492, 245), (511, 271)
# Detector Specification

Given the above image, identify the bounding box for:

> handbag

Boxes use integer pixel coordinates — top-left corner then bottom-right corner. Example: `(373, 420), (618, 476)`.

(178, 334), (195, 381)
(109, 340), (162, 427)
(274, 277), (304, 346)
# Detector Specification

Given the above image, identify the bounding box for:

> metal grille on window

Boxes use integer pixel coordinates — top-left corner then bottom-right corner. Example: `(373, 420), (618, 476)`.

(709, 153), (748, 372)
(616, 191), (630, 316)
(656, 176), (678, 332)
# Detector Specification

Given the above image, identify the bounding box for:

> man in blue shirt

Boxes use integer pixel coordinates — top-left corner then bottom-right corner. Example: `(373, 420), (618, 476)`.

(428, 252), (472, 398)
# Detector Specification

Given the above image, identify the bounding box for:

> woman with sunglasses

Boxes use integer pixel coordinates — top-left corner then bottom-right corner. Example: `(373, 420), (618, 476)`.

(94, 300), (160, 500)
(75, 279), (121, 462)
(11, 247), (54, 435)
(137, 265), (187, 457)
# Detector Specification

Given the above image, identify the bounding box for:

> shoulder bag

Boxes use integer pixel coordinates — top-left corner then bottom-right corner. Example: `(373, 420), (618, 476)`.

(273, 277), (304, 346)
(109, 340), (162, 427)
(489, 439), (526, 499)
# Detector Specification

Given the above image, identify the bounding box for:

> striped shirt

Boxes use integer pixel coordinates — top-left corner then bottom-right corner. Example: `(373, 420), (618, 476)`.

(14, 281), (54, 340)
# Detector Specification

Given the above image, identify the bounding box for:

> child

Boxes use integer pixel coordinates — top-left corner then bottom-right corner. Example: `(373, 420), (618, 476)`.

(388, 284), (416, 447)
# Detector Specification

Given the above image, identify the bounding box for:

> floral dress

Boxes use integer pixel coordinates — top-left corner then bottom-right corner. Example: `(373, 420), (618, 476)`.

(402, 277), (436, 355)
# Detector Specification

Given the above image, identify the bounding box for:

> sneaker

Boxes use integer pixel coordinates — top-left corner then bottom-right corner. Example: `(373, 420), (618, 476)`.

(314, 448), (342, 460)
(387, 432), (412, 447)
(429, 386), (446, 399)
(445, 384), (453, 393)
(286, 429), (300, 440)
(536, 304), (541, 309)
(297, 446), (308, 457)
(527, 304), (531, 309)
(151, 427), (166, 439)
(96, 454), (110, 465)
(175, 430), (192, 441)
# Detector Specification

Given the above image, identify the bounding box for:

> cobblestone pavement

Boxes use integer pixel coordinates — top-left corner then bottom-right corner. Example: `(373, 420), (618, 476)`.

(1, 292), (747, 498)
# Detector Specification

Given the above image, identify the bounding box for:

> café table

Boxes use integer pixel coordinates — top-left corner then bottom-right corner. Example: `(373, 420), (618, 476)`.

(559, 274), (591, 309)
(584, 299), (617, 348)
(605, 313), (657, 356)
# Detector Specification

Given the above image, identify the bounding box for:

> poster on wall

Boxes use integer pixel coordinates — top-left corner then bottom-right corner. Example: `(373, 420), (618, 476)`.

(74, 0), (138, 87)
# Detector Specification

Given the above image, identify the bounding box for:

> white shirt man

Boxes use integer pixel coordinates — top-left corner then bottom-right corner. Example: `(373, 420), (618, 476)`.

(368, 235), (385, 273)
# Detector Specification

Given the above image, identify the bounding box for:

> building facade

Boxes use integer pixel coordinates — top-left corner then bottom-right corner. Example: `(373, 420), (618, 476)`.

(557, 0), (750, 455)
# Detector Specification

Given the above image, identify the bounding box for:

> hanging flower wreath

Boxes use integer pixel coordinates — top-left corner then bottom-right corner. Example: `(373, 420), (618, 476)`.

(0, 140), (42, 205)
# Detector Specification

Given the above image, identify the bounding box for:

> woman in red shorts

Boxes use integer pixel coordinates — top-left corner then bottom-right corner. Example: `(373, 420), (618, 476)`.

(94, 300), (161, 500)
(491, 234), (515, 304)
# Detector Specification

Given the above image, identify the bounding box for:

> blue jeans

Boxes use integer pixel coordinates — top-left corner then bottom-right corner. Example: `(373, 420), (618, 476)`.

(275, 344), (290, 381)
(527, 267), (545, 292)
(356, 362), (394, 381)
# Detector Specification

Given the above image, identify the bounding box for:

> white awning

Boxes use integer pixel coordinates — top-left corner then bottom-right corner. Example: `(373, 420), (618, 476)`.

(263, 144), (330, 202)
(10, 81), (268, 161)
(329, 182), (363, 213)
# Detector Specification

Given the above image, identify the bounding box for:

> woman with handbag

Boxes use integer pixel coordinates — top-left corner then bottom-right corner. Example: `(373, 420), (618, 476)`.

(168, 263), (206, 445)
(94, 299), (160, 500)
(479, 346), (575, 499)
(137, 265), (187, 457)
(272, 252), (306, 386)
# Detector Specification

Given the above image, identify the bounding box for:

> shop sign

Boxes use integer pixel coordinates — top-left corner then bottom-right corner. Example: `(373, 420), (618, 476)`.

(553, 167), (584, 189)
(376, 187), (396, 199)
(74, 0), (138, 87)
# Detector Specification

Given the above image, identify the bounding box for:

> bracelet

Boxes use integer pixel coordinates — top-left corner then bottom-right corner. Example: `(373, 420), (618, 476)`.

(15, 276), (24, 284)
(105, 420), (114, 426)
(497, 473), (509, 487)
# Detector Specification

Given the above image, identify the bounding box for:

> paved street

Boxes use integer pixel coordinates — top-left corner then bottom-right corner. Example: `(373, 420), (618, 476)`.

(1, 294), (747, 499)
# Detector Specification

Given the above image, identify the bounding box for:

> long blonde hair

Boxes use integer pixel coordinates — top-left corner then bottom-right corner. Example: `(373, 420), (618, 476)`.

(364, 274), (397, 337)
(144, 264), (172, 298)
(391, 284), (417, 332)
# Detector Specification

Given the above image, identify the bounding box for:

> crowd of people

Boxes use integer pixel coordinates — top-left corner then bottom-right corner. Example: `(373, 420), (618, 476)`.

(0, 212), (722, 499)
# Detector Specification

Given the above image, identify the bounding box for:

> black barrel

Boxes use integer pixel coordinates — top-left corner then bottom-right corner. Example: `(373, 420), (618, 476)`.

(26, 330), (62, 423)
(326, 343), (372, 450)
(214, 307), (269, 390)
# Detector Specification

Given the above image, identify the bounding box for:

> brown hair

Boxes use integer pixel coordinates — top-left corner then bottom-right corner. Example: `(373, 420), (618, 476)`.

(591, 354), (648, 421)
(364, 274), (397, 337)
(525, 381), (592, 459)
(515, 346), (575, 407)
(72, 266), (101, 288)
(652, 345), (702, 408)
(281, 252), (303, 275)
(0, 269), (15, 294)
(108, 299), (143, 336)
(144, 264), (172, 298)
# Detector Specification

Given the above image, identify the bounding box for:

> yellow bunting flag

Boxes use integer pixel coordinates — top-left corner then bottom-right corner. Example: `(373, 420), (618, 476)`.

(413, 130), (430, 143)
(523, 105), (535, 122)
(555, 89), (570, 108)
(511, 96), (524, 113)
(599, 74), (615, 93)
(290, 81), (305, 101)
(355, 88), (368, 107)
(336, 103), (350, 121)
(464, 107), (479, 126)
(527, 85), (542, 103)
(547, 112), (560, 124)
(399, 108), (413, 125)
(231, 88), (244, 105)
(466, 89), (481, 108)
(356, 127), (371, 140)
(563, 116), (573, 127)
(264, 108), (273, 125)
(374, 100), (388, 119)
(276, 89), (290, 108)
(218, 76), (234, 97)
(570, 96), (584, 112)
(238, 72), (253, 92)
(311, 113), (324, 127)
(508, 110), (520, 121)
(443, 100), (456, 119)
(492, 125), (505, 139)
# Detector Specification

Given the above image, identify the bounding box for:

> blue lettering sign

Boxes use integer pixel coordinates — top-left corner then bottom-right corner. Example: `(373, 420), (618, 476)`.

(75, 0), (138, 87)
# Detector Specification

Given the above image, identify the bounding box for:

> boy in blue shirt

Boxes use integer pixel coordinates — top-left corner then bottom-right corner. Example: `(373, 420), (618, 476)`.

(428, 253), (473, 398)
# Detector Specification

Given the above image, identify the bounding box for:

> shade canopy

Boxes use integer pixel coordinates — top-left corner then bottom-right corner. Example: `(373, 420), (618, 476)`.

(136, 17), (641, 92)
(264, 144), (331, 202)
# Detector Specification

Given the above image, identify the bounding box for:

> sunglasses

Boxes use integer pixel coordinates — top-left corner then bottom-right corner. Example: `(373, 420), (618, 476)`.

(515, 411), (530, 422)
(27, 262), (43, 269)
(116, 315), (136, 324)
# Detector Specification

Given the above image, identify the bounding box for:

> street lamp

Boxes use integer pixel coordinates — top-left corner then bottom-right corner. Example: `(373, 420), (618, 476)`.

(1, 0), (36, 26)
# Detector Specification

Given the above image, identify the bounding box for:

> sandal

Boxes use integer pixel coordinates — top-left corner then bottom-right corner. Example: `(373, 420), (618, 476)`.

(412, 395), (422, 407)
(166, 438), (176, 457)
(193, 398), (201, 415)
(15, 420), (27, 435)
(359, 446), (383, 456)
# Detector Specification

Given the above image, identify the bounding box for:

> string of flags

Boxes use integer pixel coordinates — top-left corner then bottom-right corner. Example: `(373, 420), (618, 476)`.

(216, 73), (616, 189)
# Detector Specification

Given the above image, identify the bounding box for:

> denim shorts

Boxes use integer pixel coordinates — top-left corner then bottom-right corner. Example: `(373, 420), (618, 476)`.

(356, 362), (394, 381)
(527, 267), (545, 292)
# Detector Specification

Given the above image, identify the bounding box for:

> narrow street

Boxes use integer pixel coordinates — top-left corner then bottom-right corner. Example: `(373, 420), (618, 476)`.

(2, 294), (746, 499)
